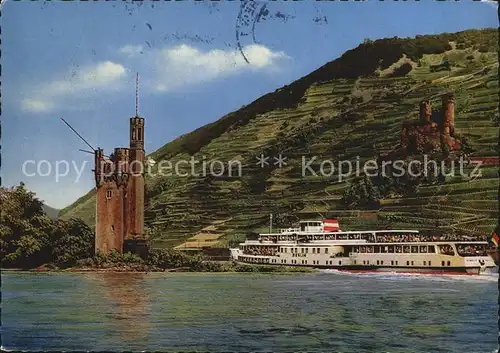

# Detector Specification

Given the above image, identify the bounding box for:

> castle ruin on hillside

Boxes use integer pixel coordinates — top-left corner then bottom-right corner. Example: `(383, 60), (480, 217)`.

(399, 93), (462, 156)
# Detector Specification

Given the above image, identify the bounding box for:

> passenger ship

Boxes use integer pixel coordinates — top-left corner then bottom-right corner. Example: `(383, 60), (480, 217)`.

(230, 219), (496, 275)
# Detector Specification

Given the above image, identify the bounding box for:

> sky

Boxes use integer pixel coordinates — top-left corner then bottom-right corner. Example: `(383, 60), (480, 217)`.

(2, 0), (497, 209)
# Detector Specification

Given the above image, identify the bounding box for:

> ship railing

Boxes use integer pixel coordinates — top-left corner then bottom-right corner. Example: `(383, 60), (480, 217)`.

(279, 228), (300, 233)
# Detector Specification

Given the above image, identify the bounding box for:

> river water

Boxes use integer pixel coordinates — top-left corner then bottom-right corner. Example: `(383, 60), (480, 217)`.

(2, 270), (498, 352)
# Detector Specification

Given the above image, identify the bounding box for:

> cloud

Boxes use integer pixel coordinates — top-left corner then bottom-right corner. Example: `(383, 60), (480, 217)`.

(151, 44), (289, 92)
(21, 99), (55, 113)
(21, 61), (127, 113)
(480, 0), (498, 8)
(119, 44), (144, 57)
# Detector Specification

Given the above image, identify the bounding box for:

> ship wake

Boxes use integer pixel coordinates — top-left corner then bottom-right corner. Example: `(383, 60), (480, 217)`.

(319, 268), (499, 283)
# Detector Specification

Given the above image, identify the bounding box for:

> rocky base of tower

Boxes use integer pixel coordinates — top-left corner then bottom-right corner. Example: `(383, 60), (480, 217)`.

(123, 239), (149, 260)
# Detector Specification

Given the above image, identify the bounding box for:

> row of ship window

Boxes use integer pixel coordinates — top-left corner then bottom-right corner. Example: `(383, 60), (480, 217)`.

(271, 259), (342, 265)
(278, 246), (442, 254)
(359, 260), (452, 267)
(280, 247), (329, 254)
(241, 257), (453, 267)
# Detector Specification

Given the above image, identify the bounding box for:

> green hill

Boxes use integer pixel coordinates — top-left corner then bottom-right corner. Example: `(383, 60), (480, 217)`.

(60, 28), (499, 249)
(42, 204), (60, 220)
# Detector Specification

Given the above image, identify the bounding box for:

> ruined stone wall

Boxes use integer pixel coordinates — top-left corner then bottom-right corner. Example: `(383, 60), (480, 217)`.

(399, 93), (458, 156)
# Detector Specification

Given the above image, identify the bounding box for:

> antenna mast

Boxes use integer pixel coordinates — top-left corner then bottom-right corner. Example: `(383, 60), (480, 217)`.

(135, 72), (139, 117)
(61, 118), (96, 152)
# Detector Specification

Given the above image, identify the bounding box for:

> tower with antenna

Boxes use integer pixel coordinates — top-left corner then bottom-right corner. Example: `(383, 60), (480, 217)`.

(123, 73), (147, 256)
(62, 72), (148, 258)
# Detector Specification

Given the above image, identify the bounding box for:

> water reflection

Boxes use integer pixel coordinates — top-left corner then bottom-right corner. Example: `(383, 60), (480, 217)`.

(84, 272), (150, 343)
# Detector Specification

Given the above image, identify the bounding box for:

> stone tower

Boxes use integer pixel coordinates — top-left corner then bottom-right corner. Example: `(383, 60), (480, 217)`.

(441, 93), (455, 136)
(419, 100), (431, 123)
(94, 147), (129, 255)
(123, 115), (148, 257)
(94, 73), (148, 258)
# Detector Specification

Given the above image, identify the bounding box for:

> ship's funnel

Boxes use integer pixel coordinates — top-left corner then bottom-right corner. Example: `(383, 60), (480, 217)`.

(323, 219), (340, 232)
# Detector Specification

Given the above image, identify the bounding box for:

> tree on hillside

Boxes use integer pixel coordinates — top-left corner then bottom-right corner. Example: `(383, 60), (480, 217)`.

(0, 183), (53, 267)
(342, 176), (380, 210)
(51, 218), (94, 266)
(0, 183), (95, 268)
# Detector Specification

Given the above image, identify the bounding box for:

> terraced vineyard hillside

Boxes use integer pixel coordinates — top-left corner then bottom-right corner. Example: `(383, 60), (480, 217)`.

(60, 28), (499, 249)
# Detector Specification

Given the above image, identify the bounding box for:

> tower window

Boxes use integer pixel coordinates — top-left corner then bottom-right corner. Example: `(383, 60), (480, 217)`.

(106, 190), (112, 199)
(138, 127), (143, 140)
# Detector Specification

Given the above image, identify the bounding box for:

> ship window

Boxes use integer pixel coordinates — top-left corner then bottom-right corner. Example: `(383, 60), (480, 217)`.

(411, 246), (418, 253)
(441, 261), (445, 266)
(312, 248), (315, 254)
(388, 245), (394, 253)
(396, 261), (398, 265)
(391, 261), (394, 265)
(317, 248), (320, 253)
(354, 260), (356, 265)
(428, 246), (435, 253)
(424, 261), (427, 266)
(420, 246), (427, 253)
(338, 261), (341, 265)
(396, 246), (402, 253)
(411, 261), (414, 266)
(305, 248), (308, 253)
(325, 248), (328, 254)
(447, 261), (451, 266)
(367, 260), (369, 265)
(406, 261), (410, 266)
(403, 246), (410, 253)
(376, 260), (379, 265)
(375, 246), (380, 253)
(381, 261), (384, 265)
(429, 261), (431, 266)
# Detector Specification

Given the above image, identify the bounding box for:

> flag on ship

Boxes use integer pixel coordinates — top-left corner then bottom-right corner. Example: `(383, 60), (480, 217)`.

(323, 219), (339, 232)
(488, 225), (500, 248)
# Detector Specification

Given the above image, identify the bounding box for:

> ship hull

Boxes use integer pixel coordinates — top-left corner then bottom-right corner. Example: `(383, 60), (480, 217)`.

(324, 266), (486, 275)
(231, 259), (493, 275)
